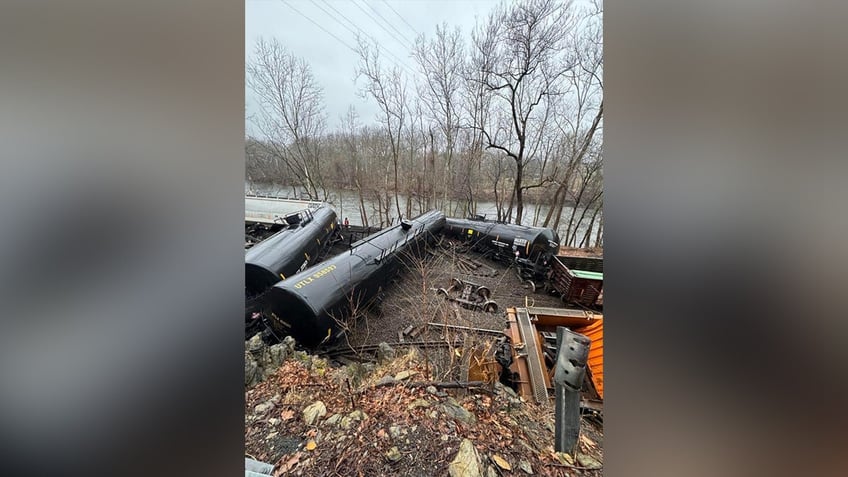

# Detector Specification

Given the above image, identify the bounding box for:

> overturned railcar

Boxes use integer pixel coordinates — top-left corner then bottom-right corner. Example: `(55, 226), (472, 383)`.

(443, 217), (560, 291)
(245, 205), (337, 334)
(262, 210), (445, 348)
(443, 217), (560, 262)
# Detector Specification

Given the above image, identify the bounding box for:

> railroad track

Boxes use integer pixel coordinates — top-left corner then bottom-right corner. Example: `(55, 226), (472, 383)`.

(323, 338), (463, 358)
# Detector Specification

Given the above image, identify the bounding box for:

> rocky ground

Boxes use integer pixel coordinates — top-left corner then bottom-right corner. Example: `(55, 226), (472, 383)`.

(245, 342), (603, 477)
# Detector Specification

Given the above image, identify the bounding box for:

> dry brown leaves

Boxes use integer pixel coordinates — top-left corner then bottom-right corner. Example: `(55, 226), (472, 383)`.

(246, 352), (603, 477)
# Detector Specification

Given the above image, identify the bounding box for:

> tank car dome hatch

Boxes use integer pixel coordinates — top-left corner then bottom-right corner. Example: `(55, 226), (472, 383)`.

(284, 211), (302, 225)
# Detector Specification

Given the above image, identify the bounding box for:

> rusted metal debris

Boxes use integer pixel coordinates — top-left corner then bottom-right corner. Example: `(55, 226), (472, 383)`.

(504, 307), (604, 404)
(553, 326), (591, 454)
(435, 278), (498, 313)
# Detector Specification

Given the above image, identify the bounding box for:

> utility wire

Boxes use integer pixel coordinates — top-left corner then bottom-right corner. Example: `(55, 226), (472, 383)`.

(381, 0), (420, 37)
(313, 0), (414, 76)
(280, 0), (357, 54)
(351, 0), (414, 51)
(363, 0), (416, 47)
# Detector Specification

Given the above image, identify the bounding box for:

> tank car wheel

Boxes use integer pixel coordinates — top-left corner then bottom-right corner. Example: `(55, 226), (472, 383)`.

(483, 301), (498, 313)
(522, 280), (536, 293)
(436, 287), (449, 297)
(476, 286), (491, 300)
(449, 278), (464, 292)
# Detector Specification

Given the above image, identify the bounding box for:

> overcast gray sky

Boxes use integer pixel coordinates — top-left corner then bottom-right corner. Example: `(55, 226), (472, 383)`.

(245, 0), (499, 135)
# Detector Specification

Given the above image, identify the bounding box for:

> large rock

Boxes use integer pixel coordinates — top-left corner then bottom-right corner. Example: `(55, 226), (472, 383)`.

(302, 401), (327, 426)
(576, 454), (602, 469)
(246, 334), (265, 356)
(385, 446), (402, 462)
(254, 400), (275, 415)
(441, 403), (476, 424)
(324, 413), (343, 427)
(340, 410), (368, 429)
(245, 334), (289, 386)
(449, 439), (482, 477)
(407, 399), (432, 410)
(345, 362), (369, 387)
(245, 353), (260, 387)
(394, 370), (417, 381)
(282, 335), (296, 354)
(267, 343), (288, 368)
(494, 381), (518, 398)
(377, 342), (396, 363)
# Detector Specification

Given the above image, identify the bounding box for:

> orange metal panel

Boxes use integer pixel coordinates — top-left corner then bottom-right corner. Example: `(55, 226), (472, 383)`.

(528, 307), (604, 401)
(574, 319), (604, 399)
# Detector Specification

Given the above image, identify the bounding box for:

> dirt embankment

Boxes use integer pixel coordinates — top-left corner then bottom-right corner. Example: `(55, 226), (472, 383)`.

(245, 345), (603, 477)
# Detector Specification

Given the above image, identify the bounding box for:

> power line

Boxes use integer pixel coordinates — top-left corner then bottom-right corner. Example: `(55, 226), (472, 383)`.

(312, 0), (414, 76)
(279, 0), (357, 54)
(381, 0), (420, 37)
(351, 0), (414, 51)
(317, 0), (362, 35)
(363, 0), (415, 47)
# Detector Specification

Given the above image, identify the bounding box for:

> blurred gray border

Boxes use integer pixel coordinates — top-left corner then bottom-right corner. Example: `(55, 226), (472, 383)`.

(0, 2), (245, 476)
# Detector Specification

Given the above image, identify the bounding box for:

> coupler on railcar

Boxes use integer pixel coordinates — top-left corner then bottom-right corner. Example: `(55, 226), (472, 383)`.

(513, 252), (553, 294)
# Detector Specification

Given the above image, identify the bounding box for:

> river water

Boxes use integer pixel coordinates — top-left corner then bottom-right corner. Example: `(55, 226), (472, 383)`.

(245, 182), (602, 246)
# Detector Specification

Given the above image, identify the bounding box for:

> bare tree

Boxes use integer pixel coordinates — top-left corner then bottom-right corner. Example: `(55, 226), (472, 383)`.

(244, 1), (603, 245)
(340, 106), (370, 227)
(563, 151), (603, 246)
(543, 1), (603, 233)
(356, 38), (408, 221)
(247, 38), (328, 199)
(413, 23), (465, 211)
(468, 0), (576, 225)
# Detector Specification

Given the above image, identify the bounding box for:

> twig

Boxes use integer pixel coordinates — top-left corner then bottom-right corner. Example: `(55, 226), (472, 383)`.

(345, 378), (356, 409)
(370, 380), (494, 395)
(544, 462), (603, 471)
(426, 322), (503, 335)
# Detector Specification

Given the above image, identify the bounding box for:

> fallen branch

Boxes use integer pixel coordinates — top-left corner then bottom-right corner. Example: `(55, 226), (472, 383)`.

(544, 462), (603, 471)
(369, 379), (495, 395)
(426, 322), (503, 335)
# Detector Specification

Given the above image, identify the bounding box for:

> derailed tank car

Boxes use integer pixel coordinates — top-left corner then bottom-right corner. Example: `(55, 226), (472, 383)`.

(245, 205), (337, 335)
(262, 210), (445, 347)
(442, 216), (560, 291)
(443, 216), (560, 261)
